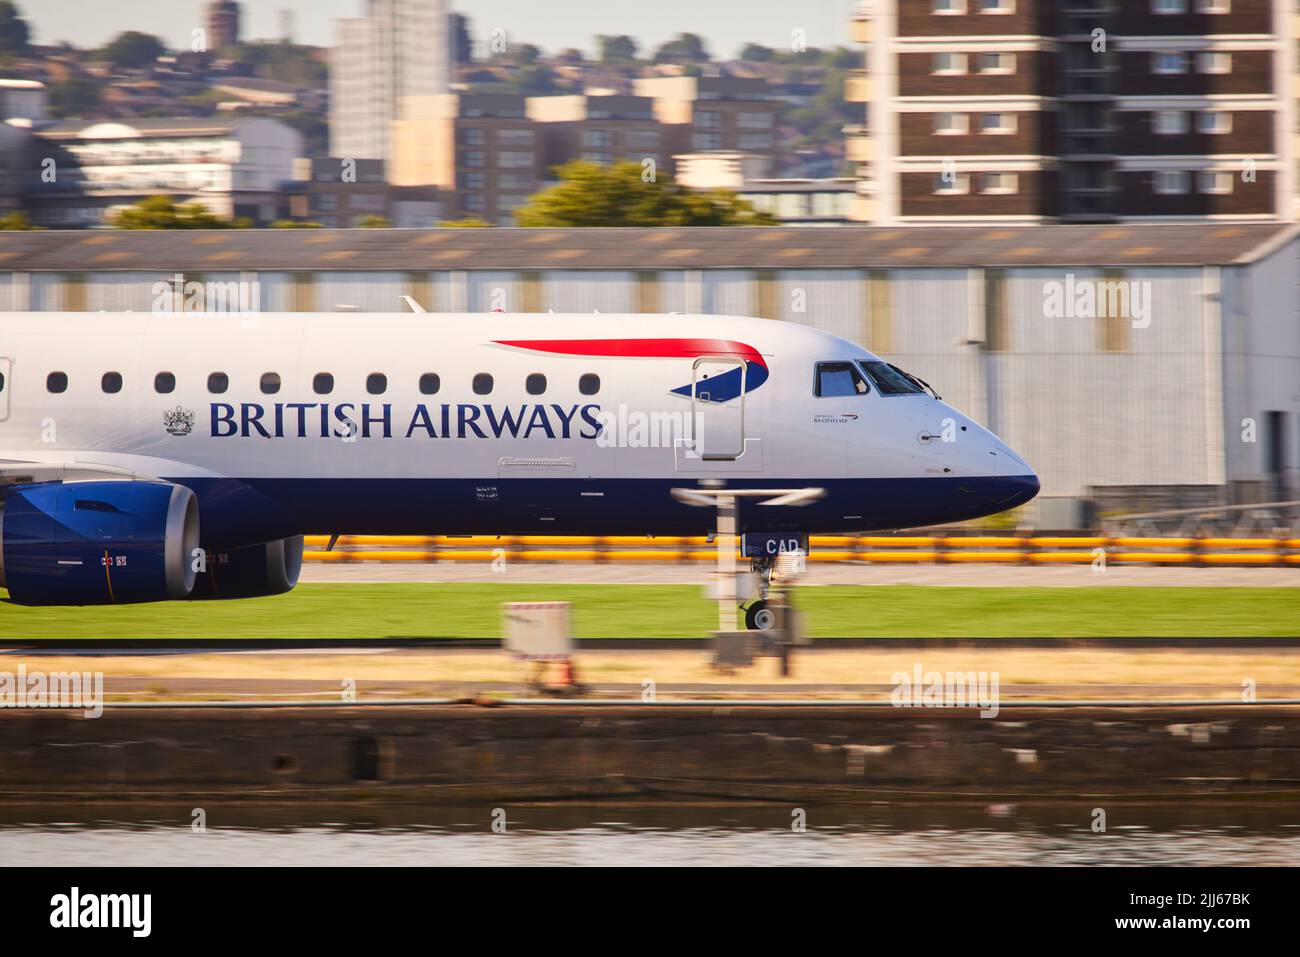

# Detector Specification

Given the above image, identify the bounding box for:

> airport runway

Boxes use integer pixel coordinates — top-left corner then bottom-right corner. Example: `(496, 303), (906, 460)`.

(300, 561), (1300, 586)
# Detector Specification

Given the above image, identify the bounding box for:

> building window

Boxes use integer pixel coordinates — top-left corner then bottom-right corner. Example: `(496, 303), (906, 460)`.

(980, 112), (1016, 134)
(977, 52), (1015, 74)
(499, 151), (533, 169)
(738, 112), (773, 129)
(459, 128), (485, 146)
(473, 373), (493, 395)
(366, 373), (387, 395)
(1153, 51), (1190, 74)
(933, 0), (965, 12)
(1199, 170), (1233, 194)
(1198, 51), (1231, 74)
(697, 111), (722, 128)
(579, 373), (600, 396)
(102, 372), (123, 394)
(463, 172), (486, 189)
(419, 373), (440, 395)
(978, 0), (1013, 12)
(1196, 0), (1229, 11)
(1153, 110), (1190, 134)
(1153, 170), (1191, 194)
(692, 132), (724, 149)
(739, 134), (772, 150)
(463, 195), (487, 212)
(208, 372), (229, 394)
(980, 172), (1018, 194)
(154, 372), (176, 394)
(497, 128), (534, 145)
(526, 373), (546, 396)
(584, 129), (615, 147)
(932, 52), (967, 75)
(1198, 111), (1232, 134)
(463, 150), (485, 168)
(934, 172), (970, 194)
(47, 371), (68, 394)
(313, 373), (334, 395)
(1153, 0), (1187, 12)
(260, 372), (281, 395)
(934, 112), (969, 134)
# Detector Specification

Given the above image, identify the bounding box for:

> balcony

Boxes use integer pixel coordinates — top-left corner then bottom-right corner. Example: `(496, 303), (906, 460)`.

(844, 72), (872, 104)
(845, 130), (874, 163)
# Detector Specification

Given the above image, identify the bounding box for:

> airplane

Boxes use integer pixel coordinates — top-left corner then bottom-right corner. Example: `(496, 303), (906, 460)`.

(0, 311), (1038, 624)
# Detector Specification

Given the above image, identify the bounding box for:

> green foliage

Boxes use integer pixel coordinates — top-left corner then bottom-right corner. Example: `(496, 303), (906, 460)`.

(269, 219), (323, 228)
(653, 32), (709, 64)
(597, 35), (637, 63)
(227, 41), (326, 88)
(439, 218), (494, 228)
(0, 0), (29, 54)
(0, 210), (35, 230)
(99, 30), (167, 69)
(47, 75), (101, 118)
(357, 215), (391, 228)
(514, 160), (777, 228)
(739, 43), (774, 63)
(109, 195), (246, 229)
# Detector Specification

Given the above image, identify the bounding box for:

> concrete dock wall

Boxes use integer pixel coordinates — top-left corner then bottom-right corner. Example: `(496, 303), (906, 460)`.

(1, 705), (1298, 804)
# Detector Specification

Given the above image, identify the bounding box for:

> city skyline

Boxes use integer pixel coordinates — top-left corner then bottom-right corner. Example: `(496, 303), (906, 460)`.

(20, 0), (861, 59)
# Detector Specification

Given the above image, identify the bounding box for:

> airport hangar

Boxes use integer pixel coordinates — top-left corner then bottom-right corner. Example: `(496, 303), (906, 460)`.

(0, 223), (1296, 526)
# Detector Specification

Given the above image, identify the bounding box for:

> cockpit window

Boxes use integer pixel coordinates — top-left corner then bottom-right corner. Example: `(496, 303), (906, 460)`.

(815, 362), (871, 398)
(861, 361), (927, 396)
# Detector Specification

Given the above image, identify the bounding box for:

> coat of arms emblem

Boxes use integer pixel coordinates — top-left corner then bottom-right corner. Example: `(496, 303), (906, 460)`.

(164, 406), (195, 436)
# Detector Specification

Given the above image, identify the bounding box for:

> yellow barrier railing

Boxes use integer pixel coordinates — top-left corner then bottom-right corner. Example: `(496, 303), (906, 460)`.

(301, 534), (1300, 567)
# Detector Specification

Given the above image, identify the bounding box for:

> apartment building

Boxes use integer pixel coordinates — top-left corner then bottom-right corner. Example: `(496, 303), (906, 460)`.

(525, 94), (664, 173)
(25, 117), (303, 227)
(632, 76), (779, 175)
(847, 0), (1296, 223)
(391, 93), (539, 224)
(329, 0), (451, 163)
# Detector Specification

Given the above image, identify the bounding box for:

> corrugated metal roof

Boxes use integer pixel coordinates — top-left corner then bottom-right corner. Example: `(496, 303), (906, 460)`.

(0, 223), (1293, 271)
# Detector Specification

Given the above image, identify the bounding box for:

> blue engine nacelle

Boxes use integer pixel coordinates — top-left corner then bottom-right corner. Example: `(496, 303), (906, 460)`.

(0, 481), (200, 606)
(189, 536), (304, 600)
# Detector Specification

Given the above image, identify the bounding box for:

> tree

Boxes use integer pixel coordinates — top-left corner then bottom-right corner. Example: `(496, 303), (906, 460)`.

(597, 35), (637, 63)
(515, 43), (541, 66)
(99, 31), (167, 69)
(0, 0), (29, 54)
(514, 160), (777, 228)
(109, 196), (244, 229)
(653, 32), (709, 64)
(270, 219), (323, 228)
(740, 43), (774, 63)
(439, 218), (494, 228)
(0, 210), (35, 230)
(48, 75), (100, 119)
(357, 215), (391, 228)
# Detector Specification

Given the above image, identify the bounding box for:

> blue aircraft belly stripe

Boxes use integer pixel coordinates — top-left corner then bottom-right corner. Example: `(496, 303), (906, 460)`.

(166, 475), (1041, 548)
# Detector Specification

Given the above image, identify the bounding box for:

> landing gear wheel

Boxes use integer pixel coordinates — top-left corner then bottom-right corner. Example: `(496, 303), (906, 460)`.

(745, 600), (777, 631)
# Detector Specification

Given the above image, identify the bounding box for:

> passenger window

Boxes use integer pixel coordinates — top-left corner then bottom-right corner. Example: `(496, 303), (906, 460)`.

(260, 372), (281, 395)
(366, 373), (387, 395)
(208, 372), (229, 394)
(473, 373), (493, 395)
(102, 372), (123, 394)
(0, 371), (5, 392)
(815, 362), (870, 398)
(526, 373), (546, 396)
(155, 372), (176, 394)
(419, 373), (440, 395)
(47, 372), (68, 394)
(313, 373), (334, 395)
(579, 373), (600, 396)
(861, 360), (926, 396)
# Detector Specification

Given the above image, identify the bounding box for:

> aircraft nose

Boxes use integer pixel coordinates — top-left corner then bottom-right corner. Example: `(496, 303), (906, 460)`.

(994, 471), (1040, 511)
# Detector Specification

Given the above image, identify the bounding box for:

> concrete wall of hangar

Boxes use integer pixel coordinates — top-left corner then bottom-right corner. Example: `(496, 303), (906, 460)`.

(2, 262), (1287, 500)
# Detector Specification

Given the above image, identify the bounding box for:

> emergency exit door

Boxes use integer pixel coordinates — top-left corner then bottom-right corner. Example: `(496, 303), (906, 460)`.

(0, 357), (11, 422)
(692, 357), (746, 460)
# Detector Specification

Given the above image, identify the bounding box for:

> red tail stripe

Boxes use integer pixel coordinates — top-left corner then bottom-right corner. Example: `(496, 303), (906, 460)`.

(492, 338), (768, 369)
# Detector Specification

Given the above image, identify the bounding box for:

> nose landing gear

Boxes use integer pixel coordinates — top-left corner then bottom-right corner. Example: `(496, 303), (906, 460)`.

(743, 555), (778, 631)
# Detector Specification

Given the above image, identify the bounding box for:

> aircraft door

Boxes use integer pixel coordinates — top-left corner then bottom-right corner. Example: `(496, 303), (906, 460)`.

(0, 357), (10, 422)
(692, 357), (745, 460)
